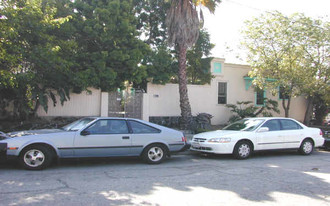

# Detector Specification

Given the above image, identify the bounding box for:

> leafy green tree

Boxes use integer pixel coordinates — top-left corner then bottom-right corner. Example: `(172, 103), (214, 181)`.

(166, 0), (221, 129)
(134, 0), (170, 47)
(187, 29), (214, 84)
(69, 0), (149, 91)
(242, 12), (329, 119)
(144, 46), (177, 85)
(0, 0), (74, 118)
(134, 1), (216, 88)
(142, 29), (215, 86)
(0, 0), (149, 119)
(292, 15), (330, 124)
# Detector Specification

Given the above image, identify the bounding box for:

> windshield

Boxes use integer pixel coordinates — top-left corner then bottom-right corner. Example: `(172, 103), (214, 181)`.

(223, 119), (265, 131)
(62, 118), (96, 131)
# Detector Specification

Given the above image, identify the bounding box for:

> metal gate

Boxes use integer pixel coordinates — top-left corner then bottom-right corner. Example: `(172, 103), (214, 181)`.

(108, 88), (143, 119)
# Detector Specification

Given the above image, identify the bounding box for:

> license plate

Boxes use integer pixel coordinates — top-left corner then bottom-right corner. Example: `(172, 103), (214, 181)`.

(192, 142), (200, 147)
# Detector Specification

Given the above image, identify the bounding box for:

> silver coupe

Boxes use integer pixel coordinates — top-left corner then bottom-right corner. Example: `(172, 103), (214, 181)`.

(0, 117), (187, 170)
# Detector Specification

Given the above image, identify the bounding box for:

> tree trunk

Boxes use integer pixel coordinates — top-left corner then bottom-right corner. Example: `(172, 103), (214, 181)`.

(31, 99), (40, 118)
(282, 98), (291, 117)
(178, 45), (192, 129)
(303, 96), (314, 125)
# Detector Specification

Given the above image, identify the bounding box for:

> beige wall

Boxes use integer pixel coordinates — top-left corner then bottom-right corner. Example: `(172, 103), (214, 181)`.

(37, 88), (103, 117)
(35, 58), (307, 124)
(146, 58), (307, 125)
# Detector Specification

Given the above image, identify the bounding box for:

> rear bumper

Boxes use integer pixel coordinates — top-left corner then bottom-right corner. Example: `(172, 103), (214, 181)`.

(179, 143), (190, 152)
(169, 143), (190, 154)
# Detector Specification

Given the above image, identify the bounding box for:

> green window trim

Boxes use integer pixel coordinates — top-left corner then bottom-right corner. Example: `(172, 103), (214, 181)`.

(213, 62), (222, 74)
(244, 77), (253, 91)
(243, 77), (277, 91)
(255, 88), (266, 106)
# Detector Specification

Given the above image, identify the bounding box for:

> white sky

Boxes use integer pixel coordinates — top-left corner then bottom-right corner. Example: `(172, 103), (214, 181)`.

(203, 0), (330, 64)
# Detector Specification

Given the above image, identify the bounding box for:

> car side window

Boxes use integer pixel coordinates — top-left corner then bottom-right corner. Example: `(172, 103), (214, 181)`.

(261, 120), (281, 131)
(128, 120), (160, 134)
(279, 119), (303, 130)
(85, 120), (129, 134)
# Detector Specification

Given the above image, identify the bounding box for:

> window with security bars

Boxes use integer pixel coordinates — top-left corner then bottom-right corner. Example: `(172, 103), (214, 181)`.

(218, 82), (227, 104)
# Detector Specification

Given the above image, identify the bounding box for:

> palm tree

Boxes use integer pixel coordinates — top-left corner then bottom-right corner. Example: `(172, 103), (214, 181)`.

(166, 0), (220, 129)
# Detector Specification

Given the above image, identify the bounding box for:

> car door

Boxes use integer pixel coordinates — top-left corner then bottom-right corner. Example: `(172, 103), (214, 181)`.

(127, 120), (162, 155)
(279, 119), (304, 148)
(73, 119), (132, 157)
(255, 119), (286, 150)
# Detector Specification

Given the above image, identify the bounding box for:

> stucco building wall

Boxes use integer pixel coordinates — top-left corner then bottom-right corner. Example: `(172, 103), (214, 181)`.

(146, 58), (307, 125)
(35, 58), (307, 125)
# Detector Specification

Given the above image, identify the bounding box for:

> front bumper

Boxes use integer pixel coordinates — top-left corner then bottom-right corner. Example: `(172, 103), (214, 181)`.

(190, 141), (235, 154)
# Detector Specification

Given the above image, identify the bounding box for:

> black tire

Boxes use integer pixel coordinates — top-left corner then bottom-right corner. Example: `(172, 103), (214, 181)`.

(19, 145), (53, 170)
(299, 139), (314, 155)
(233, 141), (252, 159)
(142, 144), (167, 164)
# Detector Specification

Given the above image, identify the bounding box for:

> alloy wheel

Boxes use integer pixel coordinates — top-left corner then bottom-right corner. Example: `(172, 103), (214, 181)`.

(148, 147), (164, 162)
(23, 149), (45, 168)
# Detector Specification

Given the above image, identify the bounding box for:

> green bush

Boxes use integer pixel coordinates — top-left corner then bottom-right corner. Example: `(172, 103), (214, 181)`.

(226, 99), (280, 123)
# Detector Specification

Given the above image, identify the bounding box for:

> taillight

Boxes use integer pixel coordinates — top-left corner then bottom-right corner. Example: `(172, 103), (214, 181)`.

(182, 136), (187, 142)
(320, 129), (323, 136)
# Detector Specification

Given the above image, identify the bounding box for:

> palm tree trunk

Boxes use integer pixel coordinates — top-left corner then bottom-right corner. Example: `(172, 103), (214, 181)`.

(178, 45), (192, 129)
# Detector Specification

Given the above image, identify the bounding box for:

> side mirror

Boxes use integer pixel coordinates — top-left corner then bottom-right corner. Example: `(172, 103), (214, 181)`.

(258, 127), (269, 133)
(80, 130), (91, 136)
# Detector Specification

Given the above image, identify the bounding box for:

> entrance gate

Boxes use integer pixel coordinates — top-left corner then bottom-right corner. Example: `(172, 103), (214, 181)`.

(108, 89), (143, 119)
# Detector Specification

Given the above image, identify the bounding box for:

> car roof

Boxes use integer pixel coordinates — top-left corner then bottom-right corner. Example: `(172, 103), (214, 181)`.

(244, 117), (296, 120)
(92, 117), (296, 121)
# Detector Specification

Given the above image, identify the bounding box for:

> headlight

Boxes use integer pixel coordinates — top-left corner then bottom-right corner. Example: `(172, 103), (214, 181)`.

(208, 138), (231, 143)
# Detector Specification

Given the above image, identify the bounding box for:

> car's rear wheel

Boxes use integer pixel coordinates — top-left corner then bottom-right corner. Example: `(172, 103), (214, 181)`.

(299, 139), (314, 155)
(142, 144), (167, 164)
(19, 145), (53, 170)
(233, 141), (252, 159)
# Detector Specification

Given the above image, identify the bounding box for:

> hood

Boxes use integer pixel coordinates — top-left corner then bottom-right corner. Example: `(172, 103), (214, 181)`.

(193, 130), (243, 140)
(6, 129), (63, 138)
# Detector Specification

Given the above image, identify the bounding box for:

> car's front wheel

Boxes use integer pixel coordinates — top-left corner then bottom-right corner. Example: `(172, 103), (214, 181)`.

(19, 145), (53, 170)
(142, 144), (167, 164)
(299, 139), (314, 155)
(233, 141), (252, 159)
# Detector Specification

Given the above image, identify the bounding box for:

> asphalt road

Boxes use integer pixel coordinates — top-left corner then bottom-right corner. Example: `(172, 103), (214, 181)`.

(1, 149), (330, 206)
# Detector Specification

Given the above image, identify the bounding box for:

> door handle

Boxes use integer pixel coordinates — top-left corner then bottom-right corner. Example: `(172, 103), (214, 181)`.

(122, 136), (130, 139)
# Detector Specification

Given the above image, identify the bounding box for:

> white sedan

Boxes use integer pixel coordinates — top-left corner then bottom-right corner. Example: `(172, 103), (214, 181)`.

(190, 117), (325, 159)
